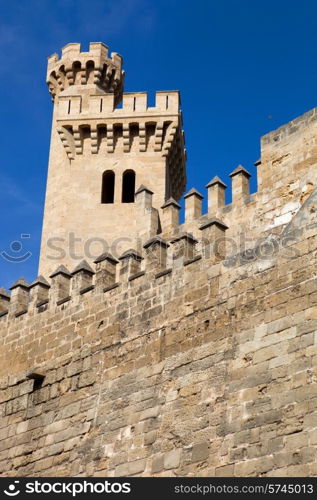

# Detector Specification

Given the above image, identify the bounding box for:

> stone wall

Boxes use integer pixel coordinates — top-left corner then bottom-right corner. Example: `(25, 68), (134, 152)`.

(0, 107), (317, 477)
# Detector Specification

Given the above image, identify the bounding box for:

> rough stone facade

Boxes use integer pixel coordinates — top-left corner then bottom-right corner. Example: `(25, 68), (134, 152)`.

(0, 42), (317, 477)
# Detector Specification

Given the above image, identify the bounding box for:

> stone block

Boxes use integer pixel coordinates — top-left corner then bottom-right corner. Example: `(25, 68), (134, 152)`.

(191, 442), (209, 462)
(129, 459), (146, 475)
(164, 449), (181, 470)
(151, 455), (164, 474)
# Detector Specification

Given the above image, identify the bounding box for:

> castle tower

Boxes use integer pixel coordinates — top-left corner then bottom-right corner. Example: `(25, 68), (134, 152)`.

(39, 42), (186, 277)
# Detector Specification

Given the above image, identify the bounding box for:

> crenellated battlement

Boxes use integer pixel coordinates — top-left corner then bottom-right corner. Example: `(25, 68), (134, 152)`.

(0, 167), (244, 321)
(55, 90), (185, 162)
(0, 216), (229, 322)
(57, 90), (180, 119)
(54, 89), (186, 200)
(47, 42), (124, 105)
(3, 157), (317, 324)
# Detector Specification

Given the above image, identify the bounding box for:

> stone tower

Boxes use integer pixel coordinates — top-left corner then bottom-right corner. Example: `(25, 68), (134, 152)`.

(39, 42), (186, 277)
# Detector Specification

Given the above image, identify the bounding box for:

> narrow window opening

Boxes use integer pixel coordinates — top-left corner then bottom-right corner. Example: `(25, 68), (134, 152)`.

(33, 378), (44, 391)
(101, 170), (115, 204)
(100, 98), (103, 112)
(72, 61), (82, 85)
(68, 100), (71, 114)
(27, 372), (45, 392)
(166, 95), (169, 109)
(122, 170), (135, 203)
(86, 60), (95, 84)
(133, 97), (136, 111)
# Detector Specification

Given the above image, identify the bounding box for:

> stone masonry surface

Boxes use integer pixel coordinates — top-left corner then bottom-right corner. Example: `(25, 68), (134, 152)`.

(0, 42), (317, 477)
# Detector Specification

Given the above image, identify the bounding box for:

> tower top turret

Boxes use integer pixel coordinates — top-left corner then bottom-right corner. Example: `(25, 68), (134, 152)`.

(46, 42), (124, 106)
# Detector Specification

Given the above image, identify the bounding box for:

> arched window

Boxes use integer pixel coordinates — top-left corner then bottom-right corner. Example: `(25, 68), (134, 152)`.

(122, 170), (135, 203)
(101, 171), (115, 204)
(72, 61), (82, 85)
(86, 60), (95, 84)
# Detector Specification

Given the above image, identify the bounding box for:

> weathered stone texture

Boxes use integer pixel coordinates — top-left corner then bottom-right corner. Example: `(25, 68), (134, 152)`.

(0, 197), (317, 476)
(1, 42), (317, 477)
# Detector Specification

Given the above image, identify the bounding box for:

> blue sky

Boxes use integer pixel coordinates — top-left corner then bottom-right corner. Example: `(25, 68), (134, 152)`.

(1, 0), (317, 289)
